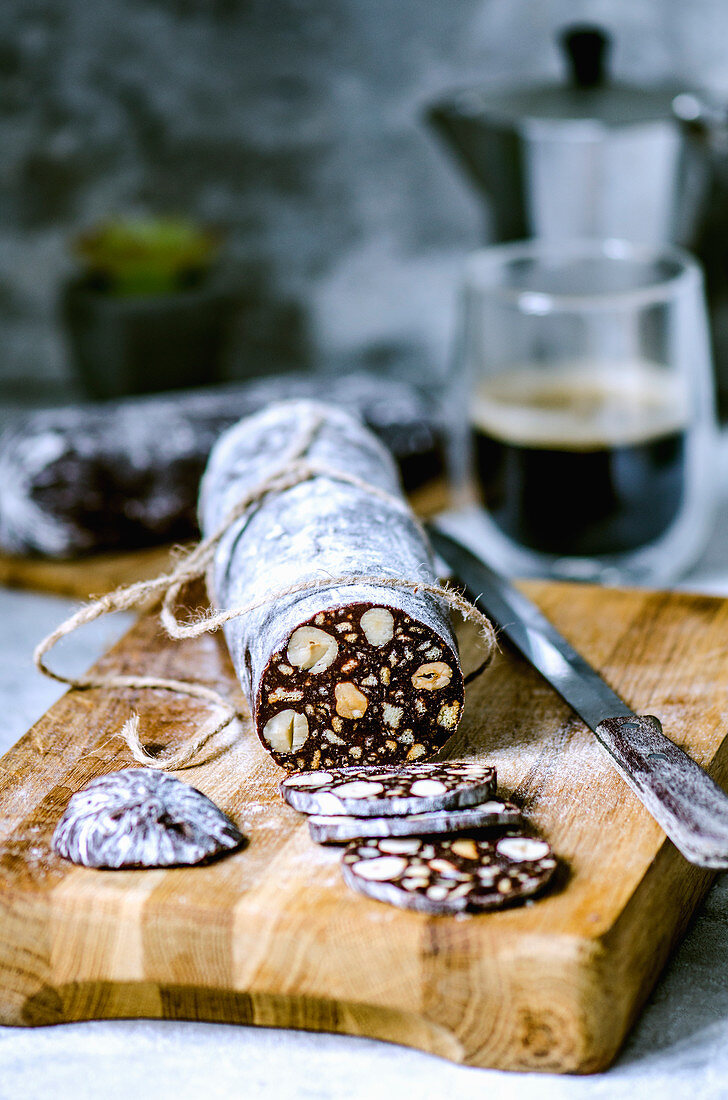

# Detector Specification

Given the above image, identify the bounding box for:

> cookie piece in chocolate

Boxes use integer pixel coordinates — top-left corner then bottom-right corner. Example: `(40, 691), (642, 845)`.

(280, 761), (496, 817)
(308, 799), (522, 844)
(341, 832), (557, 914)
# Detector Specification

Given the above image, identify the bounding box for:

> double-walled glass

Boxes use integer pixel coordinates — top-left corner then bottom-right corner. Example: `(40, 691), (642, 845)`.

(456, 239), (717, 585)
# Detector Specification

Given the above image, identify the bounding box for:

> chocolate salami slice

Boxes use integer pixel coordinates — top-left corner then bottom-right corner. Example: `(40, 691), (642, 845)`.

(200, 401), (466, 771)
(308, 799), (522, 844)
(341, 832), (557, 914)
(280, 761), (495, 816)
(0, 372), (443, 557)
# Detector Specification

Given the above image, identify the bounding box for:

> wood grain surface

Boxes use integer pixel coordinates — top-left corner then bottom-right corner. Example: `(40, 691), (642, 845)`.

(1, 580), (727, 1073)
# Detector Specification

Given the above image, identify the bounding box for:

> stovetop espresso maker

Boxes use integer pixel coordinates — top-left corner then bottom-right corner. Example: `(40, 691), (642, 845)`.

(427, 25), (728, 409)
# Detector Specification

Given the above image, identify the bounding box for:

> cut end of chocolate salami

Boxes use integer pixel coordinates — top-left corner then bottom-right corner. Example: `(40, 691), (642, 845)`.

(259, 602), (464, 771)
(280, 761), (496, 818)
(341, 832), (557, 914)
(308, 799), (523, 845)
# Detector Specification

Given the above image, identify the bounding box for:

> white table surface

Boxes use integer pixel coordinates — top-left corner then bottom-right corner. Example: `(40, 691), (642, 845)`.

(1, 461), (728, 1099)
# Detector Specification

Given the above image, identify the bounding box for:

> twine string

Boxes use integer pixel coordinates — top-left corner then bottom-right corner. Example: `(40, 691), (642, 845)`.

(34, 409), (496, 770)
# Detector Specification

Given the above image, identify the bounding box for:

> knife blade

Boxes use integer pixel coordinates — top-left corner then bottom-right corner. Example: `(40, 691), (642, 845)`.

(428, 523), (728, 870)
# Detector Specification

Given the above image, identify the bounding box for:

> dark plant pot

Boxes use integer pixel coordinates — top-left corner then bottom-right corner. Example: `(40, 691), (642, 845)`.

(60, 276), (236, 399)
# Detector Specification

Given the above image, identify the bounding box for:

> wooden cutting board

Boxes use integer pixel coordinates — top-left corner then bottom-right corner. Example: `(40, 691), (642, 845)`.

(1, 580), (727, 1073)
(0, 543), (178, 600)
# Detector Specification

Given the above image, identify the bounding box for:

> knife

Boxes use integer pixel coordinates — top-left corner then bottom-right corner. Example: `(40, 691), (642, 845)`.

(428, 523), (728, 870)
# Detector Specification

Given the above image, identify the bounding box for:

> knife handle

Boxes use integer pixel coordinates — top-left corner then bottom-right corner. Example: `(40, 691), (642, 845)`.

(594, 715), (728, 869)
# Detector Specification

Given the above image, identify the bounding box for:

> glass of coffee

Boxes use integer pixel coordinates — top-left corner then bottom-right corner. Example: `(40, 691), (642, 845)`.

(458, 239), (717, 584)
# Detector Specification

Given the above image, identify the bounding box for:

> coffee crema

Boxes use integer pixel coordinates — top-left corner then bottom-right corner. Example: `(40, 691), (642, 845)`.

(472, 363), (688, 557)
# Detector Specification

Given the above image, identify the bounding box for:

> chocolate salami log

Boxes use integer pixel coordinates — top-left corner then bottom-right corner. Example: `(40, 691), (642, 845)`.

(199, 400), (464, 771)
(0, 372), (443, 558)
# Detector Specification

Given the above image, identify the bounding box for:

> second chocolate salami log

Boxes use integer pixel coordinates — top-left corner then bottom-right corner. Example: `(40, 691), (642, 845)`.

(199, 400), (464, 771)
(0, 372), (443, 558)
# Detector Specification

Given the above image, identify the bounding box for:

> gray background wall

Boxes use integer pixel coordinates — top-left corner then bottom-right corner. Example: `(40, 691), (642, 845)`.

(1, 0), (727, 394)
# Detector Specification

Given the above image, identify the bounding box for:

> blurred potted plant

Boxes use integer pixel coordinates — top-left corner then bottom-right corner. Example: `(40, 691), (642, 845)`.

(61, 215), (235, 398)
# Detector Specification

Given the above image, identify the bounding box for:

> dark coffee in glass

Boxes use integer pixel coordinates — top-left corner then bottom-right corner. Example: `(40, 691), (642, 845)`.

(472, 364), (687, 558)
(459, 241), (716, 584)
